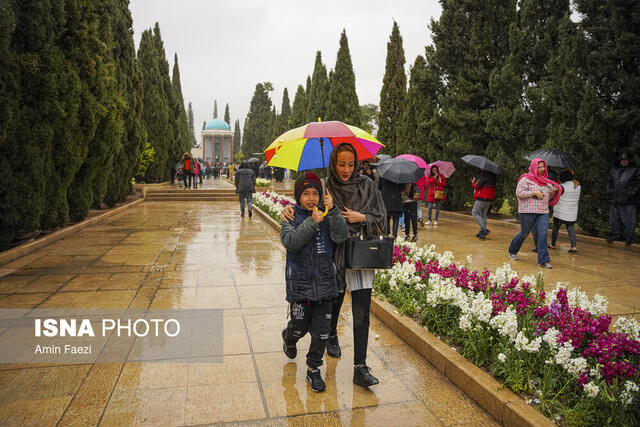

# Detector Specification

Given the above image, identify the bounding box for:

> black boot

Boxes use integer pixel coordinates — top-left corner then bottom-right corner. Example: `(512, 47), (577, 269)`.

(249, 209), (252, 218)
(326, 335), (341, 358)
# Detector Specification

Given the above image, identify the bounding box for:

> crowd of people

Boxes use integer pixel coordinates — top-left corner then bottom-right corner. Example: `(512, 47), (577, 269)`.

(172, 153), (238, 189)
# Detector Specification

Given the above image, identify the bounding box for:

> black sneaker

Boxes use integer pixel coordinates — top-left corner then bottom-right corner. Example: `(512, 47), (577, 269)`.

(476, 230), (483, 238)
(353, 364), (379, 387)
(411, 235), (418, 242)
(306, 369), (326, 392)
(483, 229), (490, 237)
(241, 212), (245, 217)
(249, 209), (252, 218)
(282, 329), (297, 359)
(326, 335), (341, 358)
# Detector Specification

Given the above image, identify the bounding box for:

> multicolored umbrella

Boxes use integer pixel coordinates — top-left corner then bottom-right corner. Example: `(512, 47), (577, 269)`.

(265, 120), (384, 171)
(427, 161), (456, 178)
(396, 154), (428, 169)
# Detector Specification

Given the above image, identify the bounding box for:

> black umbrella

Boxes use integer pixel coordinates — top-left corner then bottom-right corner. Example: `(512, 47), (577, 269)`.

(461, 155), (502, 174)
(377, 158), (424, 184)
(247, 157), (260, 163)
(524, 149), (577, 169)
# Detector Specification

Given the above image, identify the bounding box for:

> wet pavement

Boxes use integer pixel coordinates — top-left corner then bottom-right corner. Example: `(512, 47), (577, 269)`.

(0, 178), (498, 426)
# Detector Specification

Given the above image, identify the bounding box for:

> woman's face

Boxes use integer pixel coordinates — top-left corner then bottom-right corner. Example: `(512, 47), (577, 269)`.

(336, 150), (356, 181)
(537, 162), (546, 175)
(431, 166), (438, 176)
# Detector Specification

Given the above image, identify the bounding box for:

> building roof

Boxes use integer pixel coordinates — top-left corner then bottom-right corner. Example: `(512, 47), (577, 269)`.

(204, 118), (231, 131)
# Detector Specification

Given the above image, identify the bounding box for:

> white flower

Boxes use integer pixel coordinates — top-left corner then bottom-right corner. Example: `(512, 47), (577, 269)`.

(489, 307), (519, 340)
(615, 317), (640, 341)
(542, 328), (560, 350)
(625, 381), (640, 393)
(565, 357), (587, 376)
(459, 315), (472, 331)
(583, 382), (600, 398)
(498, 353), (506, 363)
(555, 342), (573, 367)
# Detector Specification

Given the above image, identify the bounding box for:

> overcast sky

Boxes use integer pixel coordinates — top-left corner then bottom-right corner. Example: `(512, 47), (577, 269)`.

(130, 0), (442, 138)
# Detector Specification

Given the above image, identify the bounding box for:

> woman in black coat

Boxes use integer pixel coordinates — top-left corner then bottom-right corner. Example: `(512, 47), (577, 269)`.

(378, 178), (404, 238)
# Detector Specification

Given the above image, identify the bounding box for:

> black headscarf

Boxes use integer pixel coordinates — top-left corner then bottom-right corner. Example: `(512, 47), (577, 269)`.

(326, 143), (387, 238)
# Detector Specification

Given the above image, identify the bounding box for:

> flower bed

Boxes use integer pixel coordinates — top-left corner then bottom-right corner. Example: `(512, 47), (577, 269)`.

(255, 178), (271, 187)
(252, 191), (295, 222)
(374, 239), (640, 426)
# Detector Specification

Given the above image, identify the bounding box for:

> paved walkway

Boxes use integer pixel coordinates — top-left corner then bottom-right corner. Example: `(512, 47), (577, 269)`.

(0, 179), (498, 425)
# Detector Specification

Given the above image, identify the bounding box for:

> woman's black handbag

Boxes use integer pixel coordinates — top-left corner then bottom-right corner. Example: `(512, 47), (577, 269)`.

(345, 220), (394, 270)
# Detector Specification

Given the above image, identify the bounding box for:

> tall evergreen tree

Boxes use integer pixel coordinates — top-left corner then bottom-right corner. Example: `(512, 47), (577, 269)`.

(105, 0), (147, 207)
(428, 0), (516, 209)
(202, 120), (206, 130)
(360, 104), (379, 135)
(213, 100), (218, 118)
(233, 119), (241, 155)
(187, 101), (197, 147)
(170, 53), (191, 167)
(242, 83), (272, 157)
(289, 85), (307, 128)
(267, 106), (278, 144)
(137, 28), (170, 183)
(224, 103), (230, 125)
(307, 51), (329, 122)
(377, 21), (407, 154)
(281, 88), (291, 128)
(326, 30), (361, 126)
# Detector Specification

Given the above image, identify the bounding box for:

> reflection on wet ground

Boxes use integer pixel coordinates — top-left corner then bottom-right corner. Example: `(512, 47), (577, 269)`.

(0, 179), (498, 425)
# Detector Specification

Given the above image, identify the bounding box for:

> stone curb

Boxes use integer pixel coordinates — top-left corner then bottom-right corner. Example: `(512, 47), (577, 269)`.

(252, 204), (553, 426)
(443, 210), (639, 253)
(0, 199), (144, 267)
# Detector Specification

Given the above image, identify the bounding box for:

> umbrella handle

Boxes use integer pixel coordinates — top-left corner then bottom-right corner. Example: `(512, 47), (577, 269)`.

(314, 206), (329, 217)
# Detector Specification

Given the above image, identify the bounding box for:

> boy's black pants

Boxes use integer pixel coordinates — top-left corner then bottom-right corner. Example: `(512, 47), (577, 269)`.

(283, 299), (332, 369)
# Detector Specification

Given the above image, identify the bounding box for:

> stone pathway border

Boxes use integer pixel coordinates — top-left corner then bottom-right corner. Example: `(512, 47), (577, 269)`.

(252, 204), (554, 427)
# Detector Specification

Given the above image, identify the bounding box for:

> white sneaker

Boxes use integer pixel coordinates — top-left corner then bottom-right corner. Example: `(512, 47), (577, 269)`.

(433, 221), (438, 225)
(425, 220), (432, 225)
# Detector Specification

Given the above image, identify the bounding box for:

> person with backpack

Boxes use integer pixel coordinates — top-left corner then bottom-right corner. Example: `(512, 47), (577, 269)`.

(471, 169), (497, 239)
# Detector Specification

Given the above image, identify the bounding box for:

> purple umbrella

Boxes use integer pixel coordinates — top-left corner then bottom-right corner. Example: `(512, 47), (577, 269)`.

(396, 154), (428, 169)
(427, 161), (456, 178)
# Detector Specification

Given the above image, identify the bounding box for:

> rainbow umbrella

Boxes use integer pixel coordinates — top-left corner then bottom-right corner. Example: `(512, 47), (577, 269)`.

(265, 120), (384, 171)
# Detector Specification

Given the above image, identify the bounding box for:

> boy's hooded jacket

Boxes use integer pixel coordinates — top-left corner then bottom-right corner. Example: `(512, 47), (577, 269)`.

(281, 204), (349, 303)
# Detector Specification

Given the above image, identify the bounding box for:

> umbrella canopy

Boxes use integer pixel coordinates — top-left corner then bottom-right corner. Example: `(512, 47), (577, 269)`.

(427, 161), (456, 178)
(461, 155), (502, 174)
(524, 149), (577, 169)
(247, 157), (260, 163)
(265, 120), (383, 171)
(377, 158), (424, 184)
(396, 154), (428, 169)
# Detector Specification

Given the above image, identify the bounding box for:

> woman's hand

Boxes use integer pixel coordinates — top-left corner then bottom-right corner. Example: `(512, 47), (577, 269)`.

(551, 185), (558, 196)
(280, 205), (295, 222)
(341, 207), (366, 223)
(324, 190), (334, 210)
(531, 190), (544, 199)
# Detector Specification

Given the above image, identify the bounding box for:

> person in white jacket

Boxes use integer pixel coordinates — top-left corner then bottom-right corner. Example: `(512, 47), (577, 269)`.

(549, 169), (581, 253)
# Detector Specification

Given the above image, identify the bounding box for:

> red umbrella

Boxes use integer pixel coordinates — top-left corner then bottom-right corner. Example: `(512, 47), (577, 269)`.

(426, 161), (456, 178)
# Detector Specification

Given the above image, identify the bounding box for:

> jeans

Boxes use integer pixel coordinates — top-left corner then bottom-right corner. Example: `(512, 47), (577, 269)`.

(184, 172), (192, 188)
(239, 192), (253, 213)
(387, 214), (400, 238)
(283, 299), (332, 368)
(427, 201), (442, 221)
(403, 202), (418, 237)
(509, 213), (550, 264)
(330, 289), (372, 366)
(417, 203), (423, 221)
(552, 217), (577, 248)
(472, 200), (492, 230)
(610, 204), (637, 244)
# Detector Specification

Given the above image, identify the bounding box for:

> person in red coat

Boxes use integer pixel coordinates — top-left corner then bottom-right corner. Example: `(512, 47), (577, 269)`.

(471, 169), (497, 239)
(426, 165), (446, 224)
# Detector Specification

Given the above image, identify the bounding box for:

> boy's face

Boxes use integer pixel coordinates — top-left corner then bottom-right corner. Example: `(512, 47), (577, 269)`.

(299, 188), (320, 211)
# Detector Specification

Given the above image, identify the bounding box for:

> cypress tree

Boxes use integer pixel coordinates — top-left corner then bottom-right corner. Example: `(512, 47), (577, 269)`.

(224, 103), (230, 126)
(242, 83), (272, 158)
(137, 28), (170, 183)
(213, 100), (218, 118)
(267, 106), (278, 144)
(289, 85), (307, 128)
(202, 120), (206, 130)
(171, 53), (191, 167)
(105, 0), (147, 207)
(378, 21), (407, 154)
(281, 88), (291, 128)
(359, 104), (379, 135)
(326, 30), (361, 126)
(233, 119), (241, 155)
(307, 52), (329, 122)
(428, 0), (516, 210)
(187, 102), (197, 147)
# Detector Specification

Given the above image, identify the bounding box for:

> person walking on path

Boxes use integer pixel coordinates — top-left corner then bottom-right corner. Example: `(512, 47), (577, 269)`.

(606, 152), (640, 245)
(234, 160), (256, 218)
(508, 158), (563, 268)
(426, 165), (447, 225)
(182, 153), (194, 189)
(193, 160), (200, 189)
(550, 169), (581, 253)
(280, 172), (349, 393)
(281, 143), (387, 388)
(401, 182), (419, 242)
(471, 169), (497, 239)
(378, 177), (404, 238)
(176, 168), (184, 189)
(415, 176), (428, 227)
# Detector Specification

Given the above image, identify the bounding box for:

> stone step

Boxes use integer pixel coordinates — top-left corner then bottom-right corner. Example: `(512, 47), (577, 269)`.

(145, 197), (238, 202)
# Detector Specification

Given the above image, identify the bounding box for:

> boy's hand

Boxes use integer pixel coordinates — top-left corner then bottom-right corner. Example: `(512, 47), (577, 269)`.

(312, 208), (324, 224)
(324, 190), (334, 210)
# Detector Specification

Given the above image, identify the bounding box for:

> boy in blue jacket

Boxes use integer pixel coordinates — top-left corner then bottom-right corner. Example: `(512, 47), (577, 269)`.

(281, 172), (349, 392)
